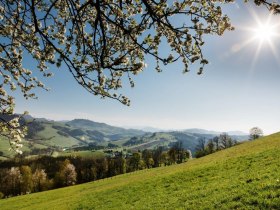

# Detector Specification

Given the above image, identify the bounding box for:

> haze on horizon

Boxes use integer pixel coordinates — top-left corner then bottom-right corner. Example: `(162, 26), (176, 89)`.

(15, 2), (280, 136)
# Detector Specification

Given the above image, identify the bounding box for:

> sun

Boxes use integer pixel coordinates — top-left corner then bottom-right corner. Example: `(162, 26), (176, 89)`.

(248, 10), (280, 46)
(248, 15), (280, 68)
(253, 23), (277, 42)
(230, 11), (280, 68)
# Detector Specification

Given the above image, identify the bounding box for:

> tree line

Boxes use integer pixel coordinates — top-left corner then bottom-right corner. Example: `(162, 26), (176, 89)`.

(0, 142), (190, 198)
(194, 133), (239, 158)
(195, 128), (264, 158)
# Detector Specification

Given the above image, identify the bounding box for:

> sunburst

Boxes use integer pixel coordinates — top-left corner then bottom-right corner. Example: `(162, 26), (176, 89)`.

(230, 11), (280, 68)
(251, 14), (280, 68)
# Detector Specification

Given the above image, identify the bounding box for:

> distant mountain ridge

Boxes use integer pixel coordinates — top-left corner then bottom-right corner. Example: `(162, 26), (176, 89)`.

(2, 114), (248, 136)
(183, 128), (220, 135)
(183, 128), (248, 136)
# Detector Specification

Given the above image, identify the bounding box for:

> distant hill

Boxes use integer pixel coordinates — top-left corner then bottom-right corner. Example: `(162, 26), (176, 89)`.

(0, 115), (248, 158)
(122, 131), (248, 153)
(2, 133), (279, 209)
(227, 130), (248, 135)
(0, 117), (147, 158)
(183, 128), (220, 135)
(183, 128), (248, 136)
(67, 119), (145, 137)
(125, 126), (165, 132)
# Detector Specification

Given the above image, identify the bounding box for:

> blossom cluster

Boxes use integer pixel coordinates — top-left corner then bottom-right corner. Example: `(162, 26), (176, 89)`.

(0, 116), (26, 154)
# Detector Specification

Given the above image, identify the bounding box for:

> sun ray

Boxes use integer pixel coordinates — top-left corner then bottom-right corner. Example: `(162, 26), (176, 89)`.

(267, 38), (280, 67)
(250, 40), (264, 71)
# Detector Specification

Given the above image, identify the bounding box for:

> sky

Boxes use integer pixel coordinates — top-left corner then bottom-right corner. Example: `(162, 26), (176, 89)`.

(14, 1), (280, 135)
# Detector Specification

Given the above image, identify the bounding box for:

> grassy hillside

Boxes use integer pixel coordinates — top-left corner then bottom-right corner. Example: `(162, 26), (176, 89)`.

(0, 137), (14, 158)
(34, 121), (83, 147)
(67, 119), (146, 137)
(1, 133), (280, 209)
(0, 118), (147, 158)
(0, 137), (48, 158)
(57, 150), (105, 159)
(124, 131), (247, 153)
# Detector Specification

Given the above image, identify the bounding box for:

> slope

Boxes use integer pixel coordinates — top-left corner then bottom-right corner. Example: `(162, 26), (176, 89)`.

(67, 119), (145, 137)
(0, 118), (147, 158)
(1, 133), (280, 209)
(125, 131), (247, 153)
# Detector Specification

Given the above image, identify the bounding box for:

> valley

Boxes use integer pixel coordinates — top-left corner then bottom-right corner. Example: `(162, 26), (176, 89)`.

(0, 116), (248, 160)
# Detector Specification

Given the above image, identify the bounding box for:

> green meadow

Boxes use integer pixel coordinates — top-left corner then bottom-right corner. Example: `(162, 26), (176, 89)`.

(58, 150), (105, 159)
(1, 133), (280, 210)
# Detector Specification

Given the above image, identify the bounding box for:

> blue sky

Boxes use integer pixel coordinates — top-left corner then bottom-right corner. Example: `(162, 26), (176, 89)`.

(15, 2), (280, 134)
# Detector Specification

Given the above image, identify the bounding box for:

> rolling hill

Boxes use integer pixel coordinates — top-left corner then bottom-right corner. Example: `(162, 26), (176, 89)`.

(0, 116), (248, 158)
(124, 131), (247, 153)
(0, 117), (147, 158)
(67, 119), (145, 138)
(1, 132), (279, 209)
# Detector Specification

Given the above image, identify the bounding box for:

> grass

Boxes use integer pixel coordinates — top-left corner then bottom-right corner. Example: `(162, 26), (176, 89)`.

(36, 123), (81, 148)
(0, 137), (36, 158)
(0, 137), (13, 158)
(0, 121), (82, 158)
(109, 139), (129, 147)
(1, 133), (280, 209)
(58, 150), (105, 159)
